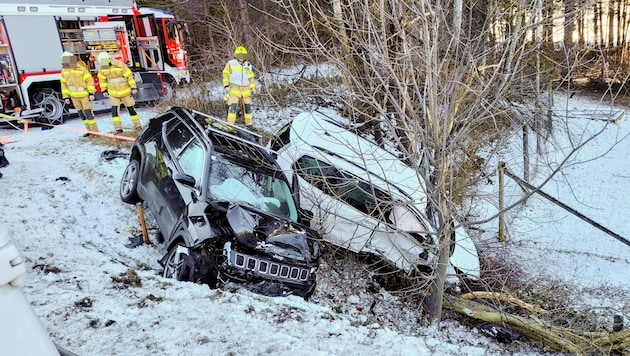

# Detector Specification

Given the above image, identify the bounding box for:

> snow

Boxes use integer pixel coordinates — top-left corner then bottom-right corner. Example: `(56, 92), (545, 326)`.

(473, 96), (630, 293)
(1, 92), (629, 355)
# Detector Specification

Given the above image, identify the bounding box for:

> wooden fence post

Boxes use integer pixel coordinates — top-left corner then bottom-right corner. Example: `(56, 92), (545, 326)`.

(498, 161), (506, 242)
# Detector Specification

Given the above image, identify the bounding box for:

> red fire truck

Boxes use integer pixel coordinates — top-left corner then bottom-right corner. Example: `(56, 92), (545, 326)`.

(0, 0), (191, 124)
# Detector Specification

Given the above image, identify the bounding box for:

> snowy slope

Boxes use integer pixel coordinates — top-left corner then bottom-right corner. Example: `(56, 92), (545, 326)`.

(1, 93), (628, 355)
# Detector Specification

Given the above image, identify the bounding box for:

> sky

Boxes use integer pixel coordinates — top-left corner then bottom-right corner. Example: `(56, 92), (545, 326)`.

(1, 92), (629, 355)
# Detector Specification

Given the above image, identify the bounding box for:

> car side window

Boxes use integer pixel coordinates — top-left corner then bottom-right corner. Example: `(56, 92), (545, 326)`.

(293, 156), (392, 219)
(177, 139), (204, 184)
(166, 120), (203, 185)
(269, 123), (291, 152)
(166, 121), (195, 158)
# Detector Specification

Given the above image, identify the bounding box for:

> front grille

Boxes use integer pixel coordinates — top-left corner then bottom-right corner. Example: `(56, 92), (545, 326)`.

(223, 242), (311, 283)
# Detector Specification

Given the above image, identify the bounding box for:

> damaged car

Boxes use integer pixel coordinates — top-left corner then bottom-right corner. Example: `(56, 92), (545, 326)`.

(269, 111), (480, 283)
(119, 107), (321, 298)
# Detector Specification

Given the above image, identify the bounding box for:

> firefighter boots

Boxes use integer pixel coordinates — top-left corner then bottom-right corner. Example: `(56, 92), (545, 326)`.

(131, 115), (141, 130)
(113, 120), (123, 134)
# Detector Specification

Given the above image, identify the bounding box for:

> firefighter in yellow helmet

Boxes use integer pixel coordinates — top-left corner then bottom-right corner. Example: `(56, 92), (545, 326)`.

(60, 51), (98, 136)
(97, 52), (140, 133)
(222, 46), (256, 127)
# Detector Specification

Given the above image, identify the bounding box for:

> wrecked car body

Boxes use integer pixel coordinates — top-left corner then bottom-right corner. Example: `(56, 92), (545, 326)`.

(120, 107), (321, 298)
(269, 111), (480, 283)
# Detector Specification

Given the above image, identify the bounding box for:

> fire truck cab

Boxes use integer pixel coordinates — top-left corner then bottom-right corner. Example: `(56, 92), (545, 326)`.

(0, 0), (191, 124)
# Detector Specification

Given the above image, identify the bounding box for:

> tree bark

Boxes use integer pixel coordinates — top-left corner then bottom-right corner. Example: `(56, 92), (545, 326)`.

(608, 0), (615, 46)
(564, 0), (575, 46)
(237, 0), (252, 46)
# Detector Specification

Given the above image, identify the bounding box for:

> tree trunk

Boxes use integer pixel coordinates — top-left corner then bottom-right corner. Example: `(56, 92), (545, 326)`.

(577, 5), (584, 46)
(453, 0), (462, 40)
(237, 0), (252, 46)
(616, 0), (623, 48)
(608, 0), (615, 46)
(598, 2), (604, 48)
(564, 0), (575, 45)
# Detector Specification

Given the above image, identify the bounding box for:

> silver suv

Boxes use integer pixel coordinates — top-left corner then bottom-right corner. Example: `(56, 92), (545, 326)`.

(119, 108), (321, 298)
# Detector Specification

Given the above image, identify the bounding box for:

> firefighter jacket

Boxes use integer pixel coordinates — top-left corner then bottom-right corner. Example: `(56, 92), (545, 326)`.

(60, 65), (95, 99)
(98, 60), (137, 97)
(222, 59), (256, 92)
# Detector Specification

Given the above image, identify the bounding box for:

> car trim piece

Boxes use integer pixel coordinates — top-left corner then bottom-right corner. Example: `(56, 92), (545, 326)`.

(223, 242), (311, 283)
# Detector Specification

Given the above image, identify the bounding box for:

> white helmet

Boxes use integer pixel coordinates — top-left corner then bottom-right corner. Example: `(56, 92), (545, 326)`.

(60, 51), (76, 67)
(60, 51), (74, 60)
(97, 52), (112, 65)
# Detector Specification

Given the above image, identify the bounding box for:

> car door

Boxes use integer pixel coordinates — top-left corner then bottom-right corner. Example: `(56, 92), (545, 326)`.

(293, 155), (432, 272)
(149, 118), (197, 235)
(291, 156), (381, 253)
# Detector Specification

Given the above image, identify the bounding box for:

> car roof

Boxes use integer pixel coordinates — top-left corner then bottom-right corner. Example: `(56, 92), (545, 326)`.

(288, 111), (429, 201)
(176, 107), (284, 176)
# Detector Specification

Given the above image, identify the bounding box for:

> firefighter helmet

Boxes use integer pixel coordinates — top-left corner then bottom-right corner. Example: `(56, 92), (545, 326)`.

(60, 51), (77, 68)
(97, 52), (113, 66)
(234, 46), (249, 61)
(60, 51), (74, 60)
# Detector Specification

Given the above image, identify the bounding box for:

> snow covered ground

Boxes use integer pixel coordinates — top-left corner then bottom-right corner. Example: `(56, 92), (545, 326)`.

(473, 94), (630, 295)
(1, 92), (629, 355)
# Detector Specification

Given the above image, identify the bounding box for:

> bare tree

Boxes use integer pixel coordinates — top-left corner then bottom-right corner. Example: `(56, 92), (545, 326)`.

(259, 0), (559, 323)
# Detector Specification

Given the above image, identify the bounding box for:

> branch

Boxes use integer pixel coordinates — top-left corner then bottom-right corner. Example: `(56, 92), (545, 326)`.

(444, 295), (630, 353)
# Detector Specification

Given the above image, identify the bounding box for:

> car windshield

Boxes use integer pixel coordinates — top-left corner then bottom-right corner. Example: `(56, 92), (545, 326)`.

(207, 155), (298, 221)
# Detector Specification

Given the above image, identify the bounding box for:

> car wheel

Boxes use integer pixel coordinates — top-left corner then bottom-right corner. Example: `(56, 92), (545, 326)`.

(120, 159), (141, 204)
(162, 243), (191, 281)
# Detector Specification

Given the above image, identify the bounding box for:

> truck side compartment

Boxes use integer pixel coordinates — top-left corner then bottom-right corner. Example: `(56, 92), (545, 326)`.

(0, 0), (190, 124)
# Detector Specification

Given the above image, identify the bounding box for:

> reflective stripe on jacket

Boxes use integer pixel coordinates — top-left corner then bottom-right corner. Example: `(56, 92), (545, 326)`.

(222, 59), (255, 90)
(60, 66), (95, 98)
(98, 59), (136, 97)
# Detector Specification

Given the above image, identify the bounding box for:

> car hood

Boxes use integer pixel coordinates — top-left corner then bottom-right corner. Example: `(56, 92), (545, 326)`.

(226, 204), (319, 263)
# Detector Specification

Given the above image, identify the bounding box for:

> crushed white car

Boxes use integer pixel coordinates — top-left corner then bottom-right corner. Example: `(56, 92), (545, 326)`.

(268, 111), (480, 281)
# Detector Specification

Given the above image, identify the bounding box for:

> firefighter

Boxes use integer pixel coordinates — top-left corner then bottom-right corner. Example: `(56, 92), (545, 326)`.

(60, 51), (98, 136)
(96, 52), (140, 133)
(222, 46), (256, 127)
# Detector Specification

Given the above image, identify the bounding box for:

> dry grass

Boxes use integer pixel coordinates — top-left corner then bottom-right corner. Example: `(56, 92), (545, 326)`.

(155, 84), (225, 117)
(85, 132), (136, 149)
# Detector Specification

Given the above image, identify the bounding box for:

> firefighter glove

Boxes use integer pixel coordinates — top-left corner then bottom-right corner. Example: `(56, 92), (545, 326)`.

(131, 88), (138, 95)
(89, 95), (95, 101)
(102, 90), (108, 98)
(64, 98), (70, 105)
(224, 86), (229, 93)
(251, 88), (257, 95)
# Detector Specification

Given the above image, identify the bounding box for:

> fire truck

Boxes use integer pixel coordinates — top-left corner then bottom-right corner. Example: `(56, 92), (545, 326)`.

(0, 0), (191, 124)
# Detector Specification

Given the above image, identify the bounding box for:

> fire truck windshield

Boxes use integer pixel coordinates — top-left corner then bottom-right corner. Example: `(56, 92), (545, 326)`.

(166, 20), (190, 48)
(162, 19), (190, 68)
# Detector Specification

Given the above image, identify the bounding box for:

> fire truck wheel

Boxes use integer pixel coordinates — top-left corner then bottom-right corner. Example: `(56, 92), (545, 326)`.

(33, 89), (68, 125)
(162, 80), (174, 99)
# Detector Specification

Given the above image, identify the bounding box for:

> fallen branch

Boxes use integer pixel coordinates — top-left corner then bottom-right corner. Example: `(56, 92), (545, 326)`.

(444, 295), (630, 354)
(460, 291), (549, 314)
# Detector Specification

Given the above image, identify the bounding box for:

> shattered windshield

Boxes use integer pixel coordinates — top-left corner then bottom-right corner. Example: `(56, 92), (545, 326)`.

(208, 155), (298, 221)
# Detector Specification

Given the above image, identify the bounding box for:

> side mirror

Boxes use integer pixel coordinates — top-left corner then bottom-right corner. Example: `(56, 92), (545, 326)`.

(173, 173), (196, 187)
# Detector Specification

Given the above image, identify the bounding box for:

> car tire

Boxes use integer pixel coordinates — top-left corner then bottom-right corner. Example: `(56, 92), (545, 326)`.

(162, 243), (191, 281)
(120, 159), (141, 204)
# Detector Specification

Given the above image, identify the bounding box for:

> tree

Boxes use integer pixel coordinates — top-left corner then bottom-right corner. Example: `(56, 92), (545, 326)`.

(262, 0), (559, 323)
